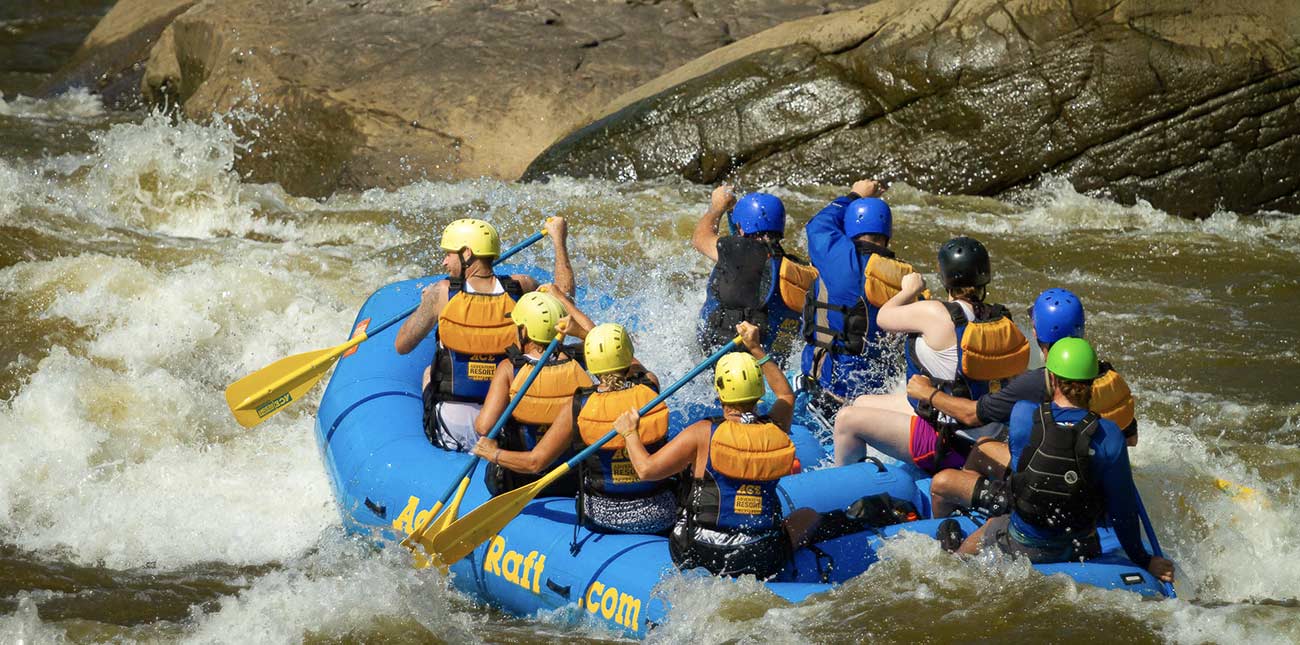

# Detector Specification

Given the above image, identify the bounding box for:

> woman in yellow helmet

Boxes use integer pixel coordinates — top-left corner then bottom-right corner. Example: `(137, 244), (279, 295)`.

(563, 322), (680, 535)
(613, 322), (797, 578)
(471, 289), (595, 497)
(394, 217), (573, 452)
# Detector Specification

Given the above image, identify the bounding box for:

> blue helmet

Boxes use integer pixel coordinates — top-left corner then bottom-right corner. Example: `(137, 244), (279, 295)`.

(1031, 288), (1086, 344)
(844, 198), (892, 240)
(732, 192), (785, 236)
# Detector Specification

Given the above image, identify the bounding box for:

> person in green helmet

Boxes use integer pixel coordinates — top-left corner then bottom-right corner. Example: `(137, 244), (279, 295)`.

(955, 338), (1175, 584)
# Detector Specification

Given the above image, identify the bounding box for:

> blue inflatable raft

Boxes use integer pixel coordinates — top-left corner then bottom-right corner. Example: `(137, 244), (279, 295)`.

(313, 271), (1168, 638)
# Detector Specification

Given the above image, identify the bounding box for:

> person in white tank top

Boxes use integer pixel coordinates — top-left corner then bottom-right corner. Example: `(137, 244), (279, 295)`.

(831, 237), (1003, 476)
(394, 217), (575, 452)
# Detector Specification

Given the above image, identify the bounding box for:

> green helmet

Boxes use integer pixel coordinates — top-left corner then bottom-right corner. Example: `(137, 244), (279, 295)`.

(1045, 337), (1099, 381)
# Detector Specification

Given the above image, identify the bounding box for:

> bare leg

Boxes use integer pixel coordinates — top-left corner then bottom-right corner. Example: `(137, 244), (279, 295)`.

(931, 469), (982, 517)
(966, 440), (1010, 478)
(957, 523), (986, 556)
(422, 365), (432, 390)
(850, 392), (913, 414)
(833, 406), (914, 467)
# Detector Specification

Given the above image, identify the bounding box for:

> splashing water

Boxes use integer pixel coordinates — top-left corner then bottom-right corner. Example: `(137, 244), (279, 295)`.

(0, 91), (1297, 642)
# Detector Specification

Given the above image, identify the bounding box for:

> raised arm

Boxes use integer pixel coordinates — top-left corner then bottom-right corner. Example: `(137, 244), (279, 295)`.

(691, 184), (736, 261)
(805, 198), (863, 299)
(547, 286), (594, 340)
(545, 217), (575, 298)
(876, 272), (949, 338)
(395, 280), (448, 355)
(737, 321), (793, 431)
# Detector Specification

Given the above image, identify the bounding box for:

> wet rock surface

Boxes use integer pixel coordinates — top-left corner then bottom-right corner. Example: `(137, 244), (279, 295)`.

(526, 0), (1300, 217)
(48, 0), (866, 197)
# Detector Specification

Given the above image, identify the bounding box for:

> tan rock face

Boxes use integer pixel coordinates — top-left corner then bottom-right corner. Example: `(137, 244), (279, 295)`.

(526, 0), (1300, 217)
(123, 0), (867, 196)
(40, 0), (198, 106)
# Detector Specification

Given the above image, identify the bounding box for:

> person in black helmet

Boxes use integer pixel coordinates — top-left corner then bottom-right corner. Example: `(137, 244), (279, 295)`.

(832, 236), (1028, 472)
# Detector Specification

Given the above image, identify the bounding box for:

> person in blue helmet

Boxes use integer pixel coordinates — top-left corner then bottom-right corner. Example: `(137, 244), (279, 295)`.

(955, 338), (1175, 586)
(694, 184), (819, 365)
(916, 288), (1141, 516)
(799, 179), (920, 421)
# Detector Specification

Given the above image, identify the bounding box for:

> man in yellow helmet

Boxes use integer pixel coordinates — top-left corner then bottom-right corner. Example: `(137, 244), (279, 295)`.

(614, 322), (798, 578)
(395, 217), (573, 451)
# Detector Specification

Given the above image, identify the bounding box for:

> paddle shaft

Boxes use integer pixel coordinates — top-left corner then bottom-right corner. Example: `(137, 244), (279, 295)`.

(1135, 493), (1176, 599)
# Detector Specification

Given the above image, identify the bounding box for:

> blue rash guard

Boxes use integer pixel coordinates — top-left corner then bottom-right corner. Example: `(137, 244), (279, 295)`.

(1007, 400), (1153, 569)
(800, 195), (893, 397)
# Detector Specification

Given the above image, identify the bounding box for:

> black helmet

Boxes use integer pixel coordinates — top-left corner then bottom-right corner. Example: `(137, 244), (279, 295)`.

(937, 236), (991, 289)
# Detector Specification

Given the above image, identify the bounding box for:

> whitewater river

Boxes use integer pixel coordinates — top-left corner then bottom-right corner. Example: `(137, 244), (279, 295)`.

(1, 85), (1299, 642)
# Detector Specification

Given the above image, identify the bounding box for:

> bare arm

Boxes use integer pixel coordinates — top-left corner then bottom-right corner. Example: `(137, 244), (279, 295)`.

(617, 412), (704, 481)
(394, 281), (448, 354)
(547, 286), (595, 340)
(474, 359), (515, 436)
(544, 217), (575, 298)
(691, 184), (736, 261)
(737, 321), (794, 431)
(876, 274), (955, 347)
(475, 404), (575, 474)
(907, 375), (981, 426)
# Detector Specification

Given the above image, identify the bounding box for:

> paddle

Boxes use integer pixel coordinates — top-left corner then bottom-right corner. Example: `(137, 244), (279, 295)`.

(424, 336), (745, 568)
(402, 332), (566, 563)
(1135, 493), (1176, 599)
(224, 228), (548, 428)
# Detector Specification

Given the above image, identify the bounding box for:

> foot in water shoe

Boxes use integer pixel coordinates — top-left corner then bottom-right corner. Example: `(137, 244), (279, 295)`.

(937, 518), (965, 553)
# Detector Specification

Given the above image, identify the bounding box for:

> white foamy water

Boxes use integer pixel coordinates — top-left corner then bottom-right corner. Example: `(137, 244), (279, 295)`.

(1, 95), (1298, 641)
(0, 87), (106, 121)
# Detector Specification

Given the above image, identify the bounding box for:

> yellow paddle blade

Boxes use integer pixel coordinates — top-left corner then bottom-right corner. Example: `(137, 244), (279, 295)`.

(427, 464), (571, 567)
(1215, 478), (1261, 505)
(402, 476), (470, 569)
(224, 336), (361, 428)
(399, 500), (445, 551)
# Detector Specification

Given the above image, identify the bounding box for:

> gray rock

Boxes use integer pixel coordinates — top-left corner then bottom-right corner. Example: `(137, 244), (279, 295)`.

(525, 0), (1300, 217)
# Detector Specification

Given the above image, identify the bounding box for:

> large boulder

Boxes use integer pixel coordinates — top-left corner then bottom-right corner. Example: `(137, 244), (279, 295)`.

(524, 0), (1300, 217)
(117, 0), (864, 197)
(39, 0), (198, 107)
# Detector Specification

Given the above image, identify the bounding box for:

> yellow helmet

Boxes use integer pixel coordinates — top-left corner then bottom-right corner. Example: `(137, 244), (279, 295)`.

(585, 323), (634, 375)
(714, 352), (764, 404)
(440, 218), (500, 257)
(511, 291), (565, 344)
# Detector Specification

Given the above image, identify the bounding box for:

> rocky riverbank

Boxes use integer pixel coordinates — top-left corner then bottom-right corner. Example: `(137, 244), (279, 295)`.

(44, 0), (1300, 215)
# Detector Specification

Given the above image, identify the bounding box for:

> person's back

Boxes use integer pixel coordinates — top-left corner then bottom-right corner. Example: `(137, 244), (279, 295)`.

(613, 322), (797, 579)
(694, 187), (817, 365)
(472, 291), (593, 497)
(573, 324), (678, 535)
(800, 179), (912, 418)
(956, 338), (1175, 587)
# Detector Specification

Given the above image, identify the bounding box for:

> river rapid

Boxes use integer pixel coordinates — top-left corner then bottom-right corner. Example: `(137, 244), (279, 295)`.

(2, 53), (1300, 645)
